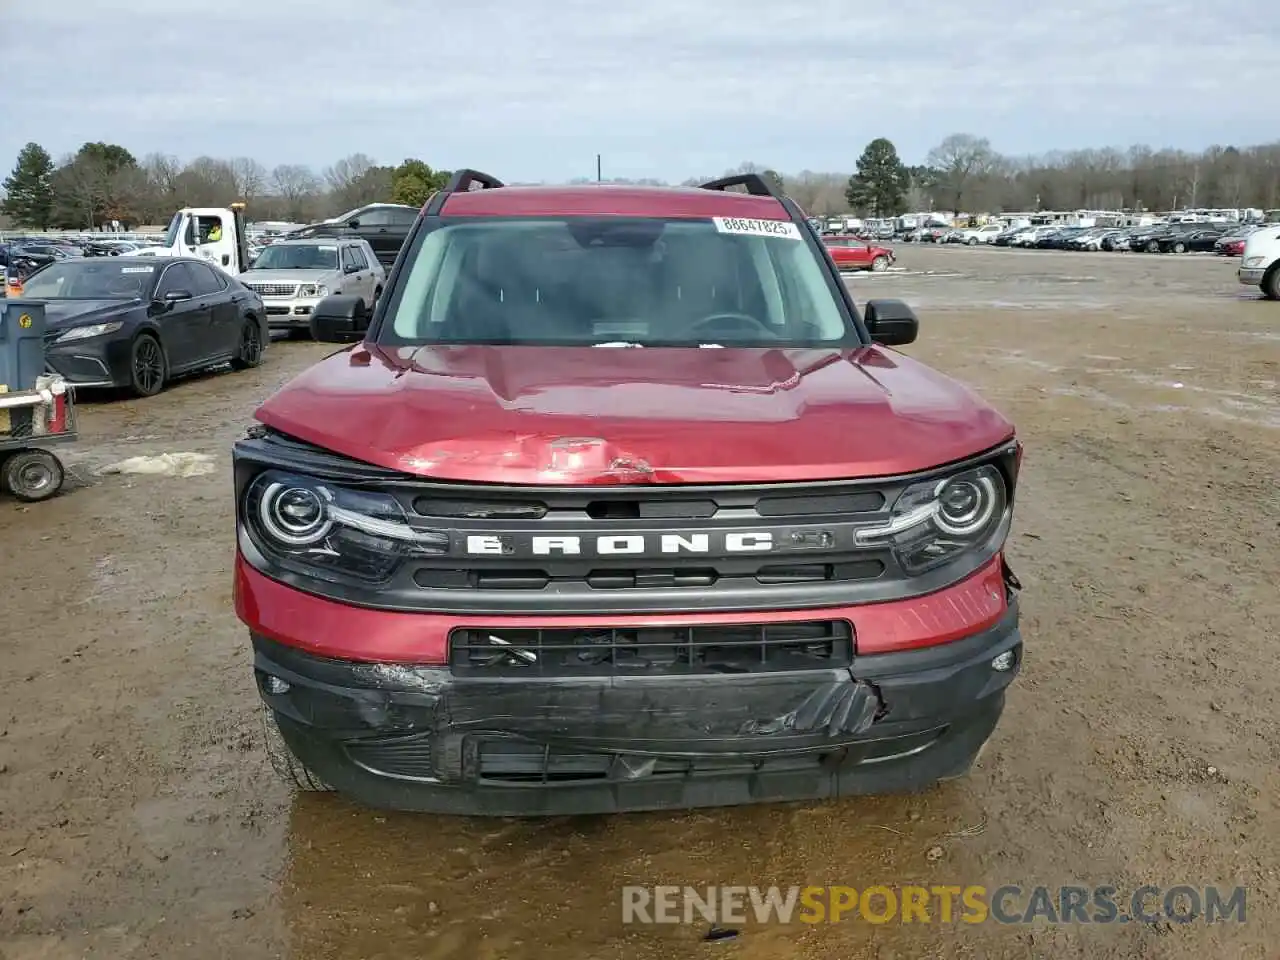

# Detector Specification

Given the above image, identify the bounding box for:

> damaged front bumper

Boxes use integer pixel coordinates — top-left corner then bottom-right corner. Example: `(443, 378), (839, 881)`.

(252, 605), (1021, 816)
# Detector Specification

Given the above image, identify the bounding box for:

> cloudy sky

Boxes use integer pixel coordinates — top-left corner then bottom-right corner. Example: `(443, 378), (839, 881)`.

(7, 0), (1278, 182)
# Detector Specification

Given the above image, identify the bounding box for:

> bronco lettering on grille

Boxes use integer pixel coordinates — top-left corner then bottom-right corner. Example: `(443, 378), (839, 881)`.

(464, 532), (776, 556)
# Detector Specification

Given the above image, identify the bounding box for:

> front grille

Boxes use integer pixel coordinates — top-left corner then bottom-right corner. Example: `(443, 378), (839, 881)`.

(405, 482), (893, 604)
(449, 620), (853, 675)
(246, 283), (296, 297)
(265, 305), (291, 316)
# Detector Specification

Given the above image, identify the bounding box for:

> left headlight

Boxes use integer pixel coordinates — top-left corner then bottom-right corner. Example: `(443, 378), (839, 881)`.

(243, 470), (449, 583)
(854, 464), (1009, 575)
(297, 284), (329, 298)
(56, 321), (123, 343)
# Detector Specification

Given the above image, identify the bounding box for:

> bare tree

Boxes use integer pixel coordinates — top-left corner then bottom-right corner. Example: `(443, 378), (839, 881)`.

(925, 133), (997, 214)
(228, 157), (267, 202)
(324, 153), (375, 194)
(271, 164), (320, 220)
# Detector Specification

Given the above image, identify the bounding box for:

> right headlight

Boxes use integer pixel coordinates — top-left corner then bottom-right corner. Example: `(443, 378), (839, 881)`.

(854, 464), (1009, 576)
(242, 470), (449, 584)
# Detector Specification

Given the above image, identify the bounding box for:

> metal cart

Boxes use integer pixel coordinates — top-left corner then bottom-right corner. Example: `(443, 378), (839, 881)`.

(0, 373), (76, 501)
(1, 301), (78, 502)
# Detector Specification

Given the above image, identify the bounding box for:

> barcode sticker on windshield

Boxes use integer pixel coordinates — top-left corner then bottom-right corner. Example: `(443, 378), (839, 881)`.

(712, 217), (801, 240)
(121, 266), (155, 273)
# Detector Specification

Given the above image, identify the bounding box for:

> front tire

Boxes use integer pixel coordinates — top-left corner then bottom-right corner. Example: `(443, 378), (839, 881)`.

(129, 333), (167, 398)
(1, 449), (64, 502)
(1172, 241), (1186, 254)
(260, 704), (332, 792)
(1262, 265), (1280, 301)
(870, 255), (890, 272)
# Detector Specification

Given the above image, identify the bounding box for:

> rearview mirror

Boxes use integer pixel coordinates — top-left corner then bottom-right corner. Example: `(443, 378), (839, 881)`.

(163, 288), (192, 302)
(863, 299), (918, 346)
(310, 294), (369, 343)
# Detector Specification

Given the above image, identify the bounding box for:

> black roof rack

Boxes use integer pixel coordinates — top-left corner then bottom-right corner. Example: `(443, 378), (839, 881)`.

(444, 169), (505, 193)
(425, 169), (505, 216)
(699, 173), (808, 226)
(699, 173), (779, 199)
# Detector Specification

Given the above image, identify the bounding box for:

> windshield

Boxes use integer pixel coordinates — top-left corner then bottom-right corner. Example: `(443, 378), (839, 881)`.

(161, 211), (183, 248)
(383, 217), (851, 347)
(22, 261), (157, 299)
(249, 243), (339, 271)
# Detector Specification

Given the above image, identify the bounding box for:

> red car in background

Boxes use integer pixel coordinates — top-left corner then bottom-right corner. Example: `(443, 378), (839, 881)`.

(823, 235), (895, 272)
(1218, 238), (1247, 257)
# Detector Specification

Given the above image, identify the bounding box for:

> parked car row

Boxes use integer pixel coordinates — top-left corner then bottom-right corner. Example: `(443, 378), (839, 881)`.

(983, 221), (1265, 255)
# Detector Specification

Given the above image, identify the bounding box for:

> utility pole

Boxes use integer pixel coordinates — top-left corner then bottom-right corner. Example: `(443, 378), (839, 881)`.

(596, 154), (602, 183)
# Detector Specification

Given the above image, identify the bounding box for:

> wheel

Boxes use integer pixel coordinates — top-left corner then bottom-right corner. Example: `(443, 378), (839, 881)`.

(2, 449), (64, 502)
(1145, 240), (1160, 253)
(231, 319), (264, 370)
(1262, 265), (1280, 301)
(870, 255), (890, 272)
(259, 704), (333, 791)
(967, 237), (978, 246)
(129, 333), (167, 397)
(1172, 241), (1186, 254)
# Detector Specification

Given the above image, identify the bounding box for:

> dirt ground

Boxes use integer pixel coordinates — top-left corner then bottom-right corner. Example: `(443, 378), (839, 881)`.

(2, 245), (1277, 959)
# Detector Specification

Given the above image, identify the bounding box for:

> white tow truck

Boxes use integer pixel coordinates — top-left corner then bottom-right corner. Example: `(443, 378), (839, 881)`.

(1238, 224), (1280, 299)
(133, 203), (252, 277)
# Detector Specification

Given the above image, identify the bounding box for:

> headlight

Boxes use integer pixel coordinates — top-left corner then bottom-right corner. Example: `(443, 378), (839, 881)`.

(297, 284), (328, 298)
(1243, 256), (1264, 267)
(854, 464), (1009, 575)
(244, 470), (449, 583)
(56, 321), (123, 343)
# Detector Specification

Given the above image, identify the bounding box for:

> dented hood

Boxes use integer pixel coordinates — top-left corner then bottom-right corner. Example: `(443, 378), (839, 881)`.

(254, 344), (1015, 484)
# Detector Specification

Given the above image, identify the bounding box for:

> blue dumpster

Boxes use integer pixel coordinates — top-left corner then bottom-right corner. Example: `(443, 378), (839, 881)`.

(0, 300), (47, 392)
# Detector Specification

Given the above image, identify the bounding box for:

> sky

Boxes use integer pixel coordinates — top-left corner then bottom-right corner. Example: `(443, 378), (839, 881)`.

(6, 0), (1279, 183)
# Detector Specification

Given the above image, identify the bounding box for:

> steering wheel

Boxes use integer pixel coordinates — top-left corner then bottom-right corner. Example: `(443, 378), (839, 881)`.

(687, 312), (776, 339)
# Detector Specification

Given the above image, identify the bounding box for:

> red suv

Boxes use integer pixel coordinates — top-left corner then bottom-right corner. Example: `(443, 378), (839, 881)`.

(822, 235), (895, 272)
(234, 170), (1024, 815)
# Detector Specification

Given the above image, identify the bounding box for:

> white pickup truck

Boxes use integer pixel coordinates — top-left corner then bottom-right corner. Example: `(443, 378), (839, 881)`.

(1238, 225), (1280, 299)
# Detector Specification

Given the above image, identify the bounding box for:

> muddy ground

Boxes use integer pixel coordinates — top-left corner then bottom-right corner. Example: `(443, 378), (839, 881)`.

(2, 245), (1277, 959)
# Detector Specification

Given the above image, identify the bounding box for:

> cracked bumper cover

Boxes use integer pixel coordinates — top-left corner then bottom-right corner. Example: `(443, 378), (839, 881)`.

(253, 605), (1021, 815)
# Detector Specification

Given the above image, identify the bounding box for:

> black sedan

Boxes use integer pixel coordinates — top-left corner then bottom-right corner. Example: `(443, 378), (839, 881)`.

(1155, 228), (1223, 253)
(18, 256), (268, 397)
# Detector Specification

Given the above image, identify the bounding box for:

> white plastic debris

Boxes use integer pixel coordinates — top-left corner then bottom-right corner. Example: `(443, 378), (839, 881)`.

(98, 453), (216, 478)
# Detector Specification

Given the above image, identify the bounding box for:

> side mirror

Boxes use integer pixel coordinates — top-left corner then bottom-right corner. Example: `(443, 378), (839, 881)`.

(163, 288), (192, 302)
(863, 299), (918, 346)
(343, 262), (360, 274)
(310, 294), (369, 343)
(346, 218), (361, 229)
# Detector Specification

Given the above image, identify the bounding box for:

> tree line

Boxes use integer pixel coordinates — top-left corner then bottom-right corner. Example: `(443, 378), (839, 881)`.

(0, 142), (452, 230)
(4, 134), (1280, 230)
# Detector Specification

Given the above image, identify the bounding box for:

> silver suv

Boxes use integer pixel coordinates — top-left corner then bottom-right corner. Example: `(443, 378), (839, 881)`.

(241, 238), (385, 336)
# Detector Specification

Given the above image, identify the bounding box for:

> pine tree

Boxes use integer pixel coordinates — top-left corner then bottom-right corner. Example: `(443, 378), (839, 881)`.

(845, 139), (910, 217)
(1, 142), (56, 228)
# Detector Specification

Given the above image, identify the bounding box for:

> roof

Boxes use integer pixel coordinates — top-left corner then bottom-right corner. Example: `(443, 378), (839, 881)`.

(271, 236), (361, 245)
(439, 184), (791, 220)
